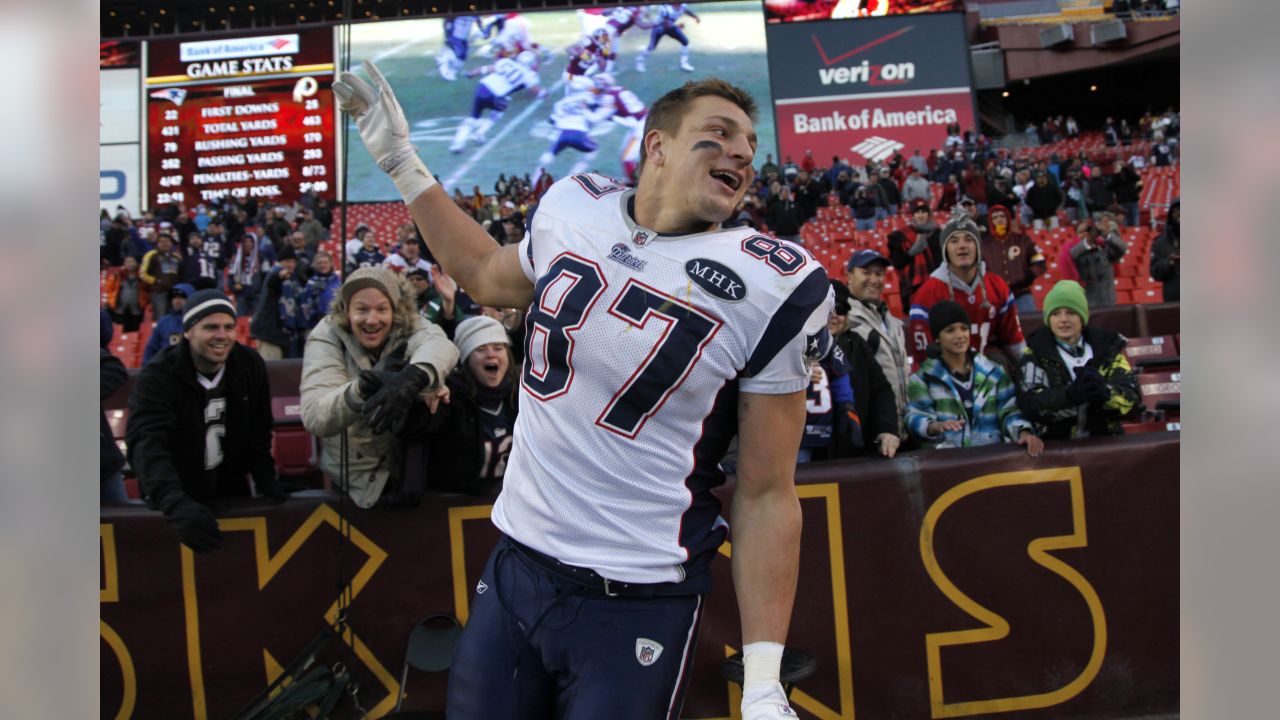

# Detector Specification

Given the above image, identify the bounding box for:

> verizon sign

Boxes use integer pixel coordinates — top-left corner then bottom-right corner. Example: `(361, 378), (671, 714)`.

(765, 13), (974, 163)
(179, 34), (300, 62)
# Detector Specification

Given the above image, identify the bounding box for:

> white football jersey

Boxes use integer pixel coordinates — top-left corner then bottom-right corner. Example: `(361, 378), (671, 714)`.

(480, 57), (538, 98)
(550, 94), (596, 133)
(492, 174), (832, 584)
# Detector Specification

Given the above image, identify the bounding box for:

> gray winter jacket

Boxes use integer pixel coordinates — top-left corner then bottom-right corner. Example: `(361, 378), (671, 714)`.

(300, 314), (458, 507)
(846, 298), (909, 436)
(1070, 231), (1127, 309)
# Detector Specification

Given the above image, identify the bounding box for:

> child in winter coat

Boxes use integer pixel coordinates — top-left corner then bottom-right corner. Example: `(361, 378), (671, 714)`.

(1016, 280), (1140, 439)
(906, 301), (1044, 455)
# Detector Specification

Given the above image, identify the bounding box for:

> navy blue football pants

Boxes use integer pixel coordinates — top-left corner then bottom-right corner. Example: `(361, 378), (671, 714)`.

(446, 536), (705, 719)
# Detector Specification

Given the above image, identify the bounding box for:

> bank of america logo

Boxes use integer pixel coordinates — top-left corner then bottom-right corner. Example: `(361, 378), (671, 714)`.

(851, 136), (904, 163)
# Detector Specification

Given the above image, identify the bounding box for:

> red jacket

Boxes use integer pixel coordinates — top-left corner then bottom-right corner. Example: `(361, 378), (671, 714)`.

(907, 268), (1025, 364)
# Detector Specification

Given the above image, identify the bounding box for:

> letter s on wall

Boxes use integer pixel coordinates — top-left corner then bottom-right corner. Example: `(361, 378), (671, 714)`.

(919, 467), (1107, 718)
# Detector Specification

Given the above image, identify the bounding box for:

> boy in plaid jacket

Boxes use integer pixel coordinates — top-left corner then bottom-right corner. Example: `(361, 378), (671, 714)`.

(905, 301), (1044, 455)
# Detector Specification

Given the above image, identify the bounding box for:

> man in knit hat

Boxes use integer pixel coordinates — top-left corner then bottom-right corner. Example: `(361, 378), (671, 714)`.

(907, 208), (1026, 365)
(127, 289), (284, 553)
(1016, 280), (1140, 439)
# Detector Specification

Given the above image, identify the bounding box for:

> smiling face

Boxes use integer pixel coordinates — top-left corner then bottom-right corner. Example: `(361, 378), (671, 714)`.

(938, 321), (971, 356)
(846, 264), (886, 303)
(641, 93), (757, 232)
(1049, 307), (1084, 344)
(347, 287), (394, 351)
(467, 342), (511, 389)
(184, 312), (236, 374)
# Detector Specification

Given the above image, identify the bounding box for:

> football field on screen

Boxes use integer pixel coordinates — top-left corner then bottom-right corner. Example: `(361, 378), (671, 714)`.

(343, 2), (776, 201)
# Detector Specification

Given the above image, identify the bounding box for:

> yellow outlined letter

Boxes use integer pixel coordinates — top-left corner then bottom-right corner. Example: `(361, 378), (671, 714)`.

(919, 467), (1107, 717)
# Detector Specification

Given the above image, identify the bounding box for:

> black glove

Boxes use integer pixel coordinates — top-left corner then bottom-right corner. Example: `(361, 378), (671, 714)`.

(161, 494), (222, 553)
(357, 369), (384, 399)
(1065, 374), (1090, 405)
(837, 403), (865, 449)
(361, 364), (431, 435)
(1076, 367), (1111, 402)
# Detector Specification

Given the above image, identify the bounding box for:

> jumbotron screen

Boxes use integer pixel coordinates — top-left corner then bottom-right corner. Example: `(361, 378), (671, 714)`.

(144, 29), (335, 208)
(765, 0), (965, 24)
(345, 2), (776, 200)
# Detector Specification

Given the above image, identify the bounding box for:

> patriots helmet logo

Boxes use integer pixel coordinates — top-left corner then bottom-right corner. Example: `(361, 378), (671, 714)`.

(150, 88), (187, 106)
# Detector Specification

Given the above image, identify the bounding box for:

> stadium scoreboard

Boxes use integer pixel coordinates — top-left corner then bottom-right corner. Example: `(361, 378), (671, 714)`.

(144, 29), (335, 208)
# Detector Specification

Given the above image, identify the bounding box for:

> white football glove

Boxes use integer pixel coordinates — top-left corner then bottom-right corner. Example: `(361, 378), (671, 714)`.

(333, 59), (437, 203)
(741, 682), (797, 719)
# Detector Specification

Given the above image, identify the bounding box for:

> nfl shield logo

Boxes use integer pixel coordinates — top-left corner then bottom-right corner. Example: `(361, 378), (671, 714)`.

(635, 638), (663, 667)
(632, 229), (652, 247)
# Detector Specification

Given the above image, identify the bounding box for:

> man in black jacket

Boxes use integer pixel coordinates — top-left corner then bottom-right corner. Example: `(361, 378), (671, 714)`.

(828, 280), (902, 458)
(765, 185), (802, 243)
(126, 289), (284, 552)
(101, 311), (129, 501)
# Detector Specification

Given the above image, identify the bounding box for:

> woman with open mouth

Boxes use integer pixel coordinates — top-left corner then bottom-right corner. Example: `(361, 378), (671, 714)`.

(419, 315), (519, 496)
(299, 266), (459, 509)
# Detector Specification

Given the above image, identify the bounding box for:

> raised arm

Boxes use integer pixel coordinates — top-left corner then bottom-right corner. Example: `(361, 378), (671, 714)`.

(405, 189), (534, 308)
(334, 60), (534, 309)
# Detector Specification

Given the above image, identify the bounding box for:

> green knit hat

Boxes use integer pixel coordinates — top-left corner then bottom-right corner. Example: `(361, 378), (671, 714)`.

(1043, 280), (1089, 325)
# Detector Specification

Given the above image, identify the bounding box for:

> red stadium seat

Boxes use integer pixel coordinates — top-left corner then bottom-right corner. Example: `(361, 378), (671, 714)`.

(1137, 371), (1181, 416)
(272, 427), (318, 478)
(1125, 336), (1179, 370)
(269, 381), (319, 480)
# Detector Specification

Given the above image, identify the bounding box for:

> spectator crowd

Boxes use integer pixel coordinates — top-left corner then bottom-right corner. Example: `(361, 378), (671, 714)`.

(100, 112), (1179, 553)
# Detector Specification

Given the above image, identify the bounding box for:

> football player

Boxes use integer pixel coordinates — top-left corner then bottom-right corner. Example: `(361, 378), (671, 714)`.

(535, 77), (605, 179)
(436, 15), (482, 82)
(589, 73), (649, 184)
(450, 50), (544, 152)
(478, 13), (539, 60)
(563, 28), (615, 90)
(635, 3), (700, 73)
(337, 62), (820, 719)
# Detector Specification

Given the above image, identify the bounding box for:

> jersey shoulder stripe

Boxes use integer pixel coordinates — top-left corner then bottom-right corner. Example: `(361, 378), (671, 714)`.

(744, 265), (830, 377)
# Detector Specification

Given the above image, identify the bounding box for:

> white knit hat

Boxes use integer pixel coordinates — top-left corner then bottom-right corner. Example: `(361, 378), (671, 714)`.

(340, 265), (402, 308)
(453, 315), (510, 360)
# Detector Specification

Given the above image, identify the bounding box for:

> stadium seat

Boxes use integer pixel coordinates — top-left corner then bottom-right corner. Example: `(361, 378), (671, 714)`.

(1125, 336), (1179, 370)
(270, 393), (318, 478)
(1137, 371), (1181, 416)
(1122, 420), (1181, 435)
(272, 427), (318, 478)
